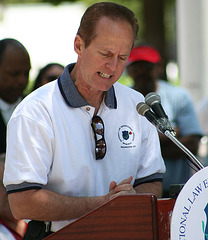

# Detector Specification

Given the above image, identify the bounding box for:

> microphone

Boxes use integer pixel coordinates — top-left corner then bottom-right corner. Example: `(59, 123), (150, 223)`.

(136, 102), (159, 126)
(137, 102), (168, 134)
(145, 92), (176, 135)
(136, 102), (176, 135)
(145, 92), (168, 119)
(136, 102), (204, 170)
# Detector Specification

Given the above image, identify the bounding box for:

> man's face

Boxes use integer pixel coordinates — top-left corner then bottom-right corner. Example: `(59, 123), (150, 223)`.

(0, 46), (31, 103)
(75, 17), (134, 92)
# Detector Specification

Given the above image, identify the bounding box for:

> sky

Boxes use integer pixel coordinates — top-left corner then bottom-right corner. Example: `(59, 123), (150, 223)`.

(0, 2), (86, 81)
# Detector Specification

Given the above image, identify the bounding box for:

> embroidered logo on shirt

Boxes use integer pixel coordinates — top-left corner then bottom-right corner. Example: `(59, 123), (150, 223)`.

(118, 125), (135, 147)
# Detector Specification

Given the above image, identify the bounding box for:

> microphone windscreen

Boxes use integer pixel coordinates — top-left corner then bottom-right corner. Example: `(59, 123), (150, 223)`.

(145, 92), (161, 106)
(136, 102), (150, 116)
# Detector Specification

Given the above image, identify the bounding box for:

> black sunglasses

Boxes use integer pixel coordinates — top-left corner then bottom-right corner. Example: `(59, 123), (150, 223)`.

(91, 116), (106, 160)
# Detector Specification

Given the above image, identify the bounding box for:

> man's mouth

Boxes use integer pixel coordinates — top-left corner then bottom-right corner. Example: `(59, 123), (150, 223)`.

(99, 72), (111, 79)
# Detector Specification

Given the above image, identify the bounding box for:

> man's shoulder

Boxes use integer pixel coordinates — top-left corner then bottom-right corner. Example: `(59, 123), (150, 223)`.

(10, 81), (59, 120)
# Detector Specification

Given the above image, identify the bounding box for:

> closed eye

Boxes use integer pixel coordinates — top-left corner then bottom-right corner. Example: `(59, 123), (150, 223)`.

(100, 51), (128, 61)
(119, 56), (127, 61)
(100, 52), (110, 57)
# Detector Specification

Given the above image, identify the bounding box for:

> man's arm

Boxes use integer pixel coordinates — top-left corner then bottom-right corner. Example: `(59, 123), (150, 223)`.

(8, 189), (105, 221)
(8, 176), (135, 221)
(134, 181), (162, 198)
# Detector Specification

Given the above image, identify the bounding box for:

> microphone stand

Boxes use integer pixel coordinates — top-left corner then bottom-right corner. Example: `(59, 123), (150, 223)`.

(136, 101), (204, 171)
(164, 130), (204, 171)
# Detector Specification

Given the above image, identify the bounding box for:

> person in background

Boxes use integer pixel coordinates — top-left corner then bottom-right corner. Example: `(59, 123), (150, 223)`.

(32, 63), (64, 91)
(126, 44), (202, 197)
(3, 3), (165, 239)
(196, 98), (208, 166)
(196, 97), (208, 136)
(0, 153), (27, 240)
(0, 38), (31, 154)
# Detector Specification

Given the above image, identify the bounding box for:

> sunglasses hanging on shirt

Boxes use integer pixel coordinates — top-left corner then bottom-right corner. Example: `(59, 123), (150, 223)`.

(91, 116), (106, 160)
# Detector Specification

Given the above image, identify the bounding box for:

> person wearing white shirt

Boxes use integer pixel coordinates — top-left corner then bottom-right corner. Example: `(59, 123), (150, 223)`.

(3, 3), (165, 239)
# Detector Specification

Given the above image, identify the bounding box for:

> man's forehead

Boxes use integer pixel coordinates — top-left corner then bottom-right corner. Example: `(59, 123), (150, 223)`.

(92, 17), (133, 49)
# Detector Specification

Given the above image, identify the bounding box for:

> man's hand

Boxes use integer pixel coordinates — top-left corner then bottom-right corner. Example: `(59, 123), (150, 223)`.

(105, 176), (136, 201)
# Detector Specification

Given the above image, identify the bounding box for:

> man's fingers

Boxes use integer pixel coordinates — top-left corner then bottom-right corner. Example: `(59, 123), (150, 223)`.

(114, 176), (134, 192)
(109, 188), (136, 200)
(109, 181), (117, 191)
(117, 176), (133, 186)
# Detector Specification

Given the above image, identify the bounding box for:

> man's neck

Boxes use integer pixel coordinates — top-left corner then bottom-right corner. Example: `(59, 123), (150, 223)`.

(70, 64), (105, 114)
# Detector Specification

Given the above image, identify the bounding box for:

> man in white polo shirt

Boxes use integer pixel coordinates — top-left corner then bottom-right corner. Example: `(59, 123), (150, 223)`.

(3, 2), (165, 239)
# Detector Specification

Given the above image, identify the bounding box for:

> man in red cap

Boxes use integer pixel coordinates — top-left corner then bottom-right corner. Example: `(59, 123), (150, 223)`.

(126, 44), (162, 97)
(126, 44), (202, 197)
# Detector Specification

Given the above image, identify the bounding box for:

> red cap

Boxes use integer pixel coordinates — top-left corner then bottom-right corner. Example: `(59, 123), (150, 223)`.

(128, 45), (161, 64)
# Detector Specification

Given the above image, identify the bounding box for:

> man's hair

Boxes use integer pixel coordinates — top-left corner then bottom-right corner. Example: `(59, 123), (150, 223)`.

(0, 38), (28, 64)
(77, 2), (139, 48)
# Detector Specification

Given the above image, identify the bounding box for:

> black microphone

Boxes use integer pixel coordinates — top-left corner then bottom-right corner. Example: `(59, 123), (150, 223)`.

(136, 102), (165, 134)
(137, 103), (204, 170)
(136, 102), (158, 124)
(136, 102), (176, 135)
(145, 92), (168, 119)
(145, 92), (176, 135)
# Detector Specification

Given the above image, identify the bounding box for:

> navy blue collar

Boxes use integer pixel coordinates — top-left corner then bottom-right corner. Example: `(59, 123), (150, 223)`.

(58, 63), (117, 109)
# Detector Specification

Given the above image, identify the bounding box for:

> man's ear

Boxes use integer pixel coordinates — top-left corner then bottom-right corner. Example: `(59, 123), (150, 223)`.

(74, 35), (85, 57)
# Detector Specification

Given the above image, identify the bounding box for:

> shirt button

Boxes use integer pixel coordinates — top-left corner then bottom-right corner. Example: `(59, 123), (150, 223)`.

(86, 107), (90, 111)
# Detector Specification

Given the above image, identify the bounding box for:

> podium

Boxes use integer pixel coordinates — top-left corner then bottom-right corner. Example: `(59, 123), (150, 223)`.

(45, 194), (175, 240)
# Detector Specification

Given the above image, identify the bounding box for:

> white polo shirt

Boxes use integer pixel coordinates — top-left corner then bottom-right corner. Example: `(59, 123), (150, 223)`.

(4, 64), (165, 232)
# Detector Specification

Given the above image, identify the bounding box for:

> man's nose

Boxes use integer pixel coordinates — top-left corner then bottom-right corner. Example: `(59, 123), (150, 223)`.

(106, 57), (117, 71)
